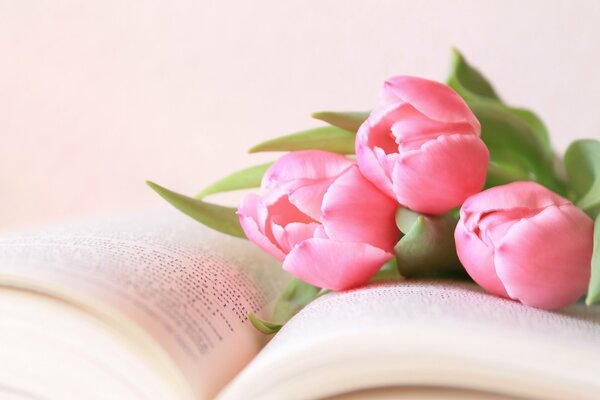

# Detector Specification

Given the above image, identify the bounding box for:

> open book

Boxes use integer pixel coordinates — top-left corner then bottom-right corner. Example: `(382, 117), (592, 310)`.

(1, 209), (599, 400)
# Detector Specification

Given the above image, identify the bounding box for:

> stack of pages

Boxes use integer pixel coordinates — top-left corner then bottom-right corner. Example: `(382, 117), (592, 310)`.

(1, 210), (599, 399)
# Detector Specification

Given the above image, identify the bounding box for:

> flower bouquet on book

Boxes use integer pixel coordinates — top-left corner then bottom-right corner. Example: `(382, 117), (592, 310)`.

(148, 50), (600, 333)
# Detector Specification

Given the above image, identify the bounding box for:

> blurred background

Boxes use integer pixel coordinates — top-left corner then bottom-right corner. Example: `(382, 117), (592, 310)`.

(2, 0), (600, 231)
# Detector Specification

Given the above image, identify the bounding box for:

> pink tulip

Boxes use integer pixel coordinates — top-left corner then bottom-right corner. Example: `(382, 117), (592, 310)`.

(356, 75), (489, 215)
(237, 150), (399, 290)
(455, 181), (594, 309)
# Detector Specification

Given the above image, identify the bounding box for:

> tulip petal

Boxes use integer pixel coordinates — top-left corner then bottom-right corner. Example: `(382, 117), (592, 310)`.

(365, 102), (417, 153)
(264, 192), (314, 225)
(391, 116), (476, 152)
(392, 133), (489, 215)
(262, 191), (314, 252)
(287, 179), (332, 221)
(282, 238), (393, 290)
(494, 205), (594, 309)
(381, 75), (480, 131)
(454, 219), (509, 298)
(238, 193), (286, 260)
(271, 222), (320, 254)
(356, 123), (396, 199)
(313, 225), (329, 239)
(322, 166), (399, 251)
(461, 182), (571, 227)
(373, 146), (398, 178)
(262, 150), (352, 189)
(478, 209), (537, 248)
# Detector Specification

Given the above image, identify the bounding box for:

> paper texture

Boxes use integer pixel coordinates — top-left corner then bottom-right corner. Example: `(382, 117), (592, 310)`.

(0, 208), (288, 398)
(221, 281), (600, 400)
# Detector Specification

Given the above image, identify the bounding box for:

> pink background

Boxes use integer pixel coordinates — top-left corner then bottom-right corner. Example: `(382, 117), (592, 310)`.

(2, 1), (600, 231)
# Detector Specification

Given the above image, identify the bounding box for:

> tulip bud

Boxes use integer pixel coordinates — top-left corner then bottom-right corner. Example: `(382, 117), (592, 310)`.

(455, 181), (594, 309)
(237, 150), (399, 290)
(356, 75), (489, 215)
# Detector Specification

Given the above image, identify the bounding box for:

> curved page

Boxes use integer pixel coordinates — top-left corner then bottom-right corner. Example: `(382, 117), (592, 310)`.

(0, 208), (288, 399)
(219, 282), (600, 400)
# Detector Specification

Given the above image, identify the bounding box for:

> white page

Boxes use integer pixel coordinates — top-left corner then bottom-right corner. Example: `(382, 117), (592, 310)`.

(0, 208), (288, 399)
(220, 281), (600, 400)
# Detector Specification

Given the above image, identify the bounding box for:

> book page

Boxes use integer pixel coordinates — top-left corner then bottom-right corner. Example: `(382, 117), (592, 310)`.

(220, 281), (600, 400)
(0, 208), (288, 399)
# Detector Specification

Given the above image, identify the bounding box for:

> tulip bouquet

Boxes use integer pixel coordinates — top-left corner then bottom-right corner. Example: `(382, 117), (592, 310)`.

(148, 50), (600, 333)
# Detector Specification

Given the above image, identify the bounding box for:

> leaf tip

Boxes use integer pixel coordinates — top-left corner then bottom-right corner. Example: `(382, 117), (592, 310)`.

(146, 181), (174, 200)
(248, 312), (281, 335)
(586, 292), (599, 306)
(448, 48), (465, 76)
(146, 180), (162, 192)
(450, 47), (463, 58)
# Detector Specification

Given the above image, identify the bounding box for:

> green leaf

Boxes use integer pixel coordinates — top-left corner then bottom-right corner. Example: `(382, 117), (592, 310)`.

(564, 139), (600, 218)
(484, 146), (535, 188)
(311, 111), (369, 133)
(508, 107), (554, 164)
(472, 102), (546, 166)
(470, 101), (563, 194)
(248, 313), (282, 334)
(248, 126), (356, 154)
(447, 49), (561, 191)
(196, 162), (272, 199)
(147, 181), (246, 238)
(249, 279), (321, 335)
(394, 208), (466, 278)
(585, 215), (600, 305)
(447, 48), (501, 102)
(449, 49), (550, 152)
(272, 278), (320, 324)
